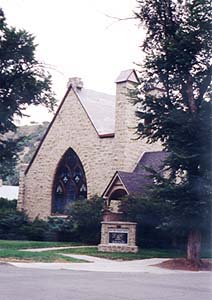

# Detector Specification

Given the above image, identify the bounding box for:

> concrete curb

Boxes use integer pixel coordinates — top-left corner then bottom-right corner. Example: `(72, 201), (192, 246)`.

(8, 256), (207, 274)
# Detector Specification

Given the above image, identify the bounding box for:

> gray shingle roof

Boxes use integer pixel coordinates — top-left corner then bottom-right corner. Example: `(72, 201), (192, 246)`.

(76, 88), (115, 135)
(71, 69), (139, 136)
(72, 69), (139, 135)
(118, 151), (168, 196)
(134, 151), (169, 174)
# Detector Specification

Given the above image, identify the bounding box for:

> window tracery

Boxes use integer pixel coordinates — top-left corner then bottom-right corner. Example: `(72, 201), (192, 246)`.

(52, 148), (87, 214)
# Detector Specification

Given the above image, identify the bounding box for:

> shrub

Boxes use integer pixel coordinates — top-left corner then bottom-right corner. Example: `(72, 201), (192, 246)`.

(0, 197), (17, 212)
(66, 196), (104, 244)
(0, 197), (104, 244)
(0, 210), (29, 240)
(121, 196), (176, 248)
(24, 217), (50, 241)
(46, 217), (75, 242)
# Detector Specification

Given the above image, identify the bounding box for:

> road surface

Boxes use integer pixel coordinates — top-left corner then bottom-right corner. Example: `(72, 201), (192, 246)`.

(0, 264), (211, 300)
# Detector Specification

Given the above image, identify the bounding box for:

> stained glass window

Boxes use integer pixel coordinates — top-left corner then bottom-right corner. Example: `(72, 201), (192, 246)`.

(52, 148), (87, 214)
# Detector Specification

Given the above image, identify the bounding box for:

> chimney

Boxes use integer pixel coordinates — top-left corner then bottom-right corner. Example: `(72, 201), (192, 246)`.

(67, 77), (83, 90)
(114, 69), (140, 172)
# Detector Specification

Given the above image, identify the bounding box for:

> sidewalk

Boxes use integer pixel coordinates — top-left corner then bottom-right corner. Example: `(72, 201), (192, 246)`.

(20, 245), (95, 252)
(9, 254), (201, 274)
(8, 246), (210, 274)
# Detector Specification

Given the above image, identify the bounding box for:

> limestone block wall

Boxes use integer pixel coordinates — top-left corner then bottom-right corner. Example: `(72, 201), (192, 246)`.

(114, 81), (162, 173)
(20, 89), (116, 220)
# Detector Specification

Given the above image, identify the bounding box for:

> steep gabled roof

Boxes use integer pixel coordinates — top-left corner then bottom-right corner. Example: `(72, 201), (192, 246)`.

(118, 171), (150, 195)
(102, 151), (168, 197)
(102, 171), (129, 198)
(121, 151), (168, 195)
(75, 88), (115, 135)
(25, 69), (138, 175)
(25, 83), (115, 175)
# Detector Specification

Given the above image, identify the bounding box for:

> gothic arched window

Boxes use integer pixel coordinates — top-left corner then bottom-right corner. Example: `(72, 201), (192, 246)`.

(52, 148), (87, 215)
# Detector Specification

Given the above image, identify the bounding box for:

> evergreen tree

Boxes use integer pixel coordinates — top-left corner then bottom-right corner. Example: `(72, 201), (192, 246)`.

(0, 8), (56, 179)
(133, 0), (211, 261)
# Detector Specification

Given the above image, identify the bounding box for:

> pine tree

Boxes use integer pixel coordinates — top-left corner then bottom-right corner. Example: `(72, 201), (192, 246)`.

(133, 0), (212, 262)
(0, 8), (56, 179)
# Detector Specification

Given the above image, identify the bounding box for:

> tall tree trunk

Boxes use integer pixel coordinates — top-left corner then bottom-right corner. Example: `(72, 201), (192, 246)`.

(187, 229), (201, 262)
(186, 75), (197, 113)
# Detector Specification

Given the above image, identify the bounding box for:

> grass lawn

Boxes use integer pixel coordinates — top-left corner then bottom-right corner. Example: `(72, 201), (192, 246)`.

(0, 240), (80, 250)
(0, 249), (85, 263)
(0, 240), (210, 262)
(58, 246), (211, 260)
(58, 247), (185, 260)
(0, 240), (85, 263)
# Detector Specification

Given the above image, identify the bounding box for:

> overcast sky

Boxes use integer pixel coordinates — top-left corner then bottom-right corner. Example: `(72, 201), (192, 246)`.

(1, 0), (144, 124)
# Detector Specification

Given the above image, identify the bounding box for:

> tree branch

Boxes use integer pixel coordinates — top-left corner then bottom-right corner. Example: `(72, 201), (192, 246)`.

(103, 13), (136, 29)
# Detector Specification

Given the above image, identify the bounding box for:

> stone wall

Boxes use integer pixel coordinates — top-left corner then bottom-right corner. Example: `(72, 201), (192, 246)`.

(18, 88), (115, 219)
(114, 81), (162, 173)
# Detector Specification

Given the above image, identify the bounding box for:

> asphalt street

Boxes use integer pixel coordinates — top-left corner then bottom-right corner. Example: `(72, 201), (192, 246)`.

(0, 264), (211, 300)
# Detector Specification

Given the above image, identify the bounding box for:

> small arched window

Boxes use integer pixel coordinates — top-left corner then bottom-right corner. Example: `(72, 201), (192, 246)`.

(52, 148), (87, 215)
(109, 189), (127, 203)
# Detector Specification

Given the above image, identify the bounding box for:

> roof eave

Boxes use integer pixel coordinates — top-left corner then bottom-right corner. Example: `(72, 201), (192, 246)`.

(102, 171), (129, 198)
(99, 133), (114, 138)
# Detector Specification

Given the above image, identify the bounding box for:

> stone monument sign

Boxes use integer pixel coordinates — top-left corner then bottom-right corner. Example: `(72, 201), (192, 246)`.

(98, 221), (138, 253)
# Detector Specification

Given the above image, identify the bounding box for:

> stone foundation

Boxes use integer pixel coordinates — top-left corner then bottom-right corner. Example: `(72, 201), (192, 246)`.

(98, 221), (138, 253)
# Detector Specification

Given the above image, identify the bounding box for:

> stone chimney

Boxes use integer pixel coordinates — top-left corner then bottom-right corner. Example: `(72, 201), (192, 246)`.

(67, 77), (83, 90)
(114, 69), (140, 172)
(114, 69), (162, 172)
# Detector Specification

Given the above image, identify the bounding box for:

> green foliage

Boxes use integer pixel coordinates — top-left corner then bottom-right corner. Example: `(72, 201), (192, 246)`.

(0, 8), (56, 179)
(121, 195), (181, 248)
(24, 218), (50, 241)
(46, 217), (75, 242)
(0, 138), (23, 180)
(0, 197), (17, 211)
(66, 196), (104, 244)
(43, 197), (104, 243)
(0, 198), (27, 240)
(133, 0), (212, 248)
(0, 197), (104, 244)
(0, 210), (29, 240)
(3, 122), (49, 185)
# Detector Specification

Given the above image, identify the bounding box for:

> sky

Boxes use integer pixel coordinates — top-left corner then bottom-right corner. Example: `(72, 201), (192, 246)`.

(0, 0), (144, 124)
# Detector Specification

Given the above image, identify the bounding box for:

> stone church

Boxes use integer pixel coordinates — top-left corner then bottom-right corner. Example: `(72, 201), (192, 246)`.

(18, 69), (164, 220)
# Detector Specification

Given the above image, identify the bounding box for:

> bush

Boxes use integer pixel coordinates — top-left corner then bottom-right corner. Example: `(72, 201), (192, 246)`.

(66, 196), (104, 244)
(46, 217), (75, 242)
(0, 197), (104, 244)
(24, 218), (50, 241)
(0, 210), (29, 240)
(121, 196), (177, 248)
(0, 198), (27, 239)
(0, 197), (17, 212)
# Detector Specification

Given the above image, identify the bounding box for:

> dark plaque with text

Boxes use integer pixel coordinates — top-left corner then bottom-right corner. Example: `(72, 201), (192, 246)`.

(109, 230), (128, 244)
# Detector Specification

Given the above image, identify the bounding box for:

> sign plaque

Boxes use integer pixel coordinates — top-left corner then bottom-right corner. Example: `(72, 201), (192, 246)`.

(98, 221), (138, 253)
(109, 229), (128, 244)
